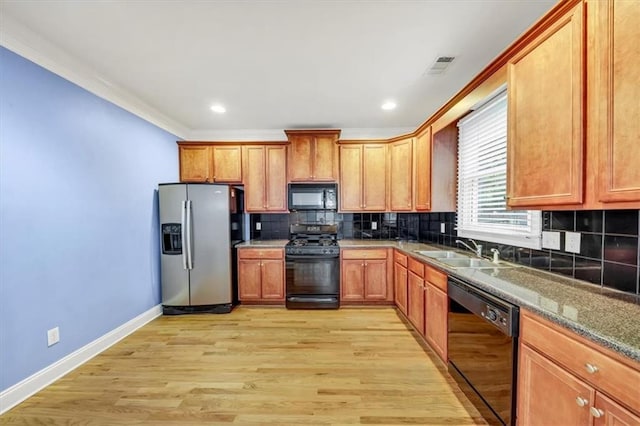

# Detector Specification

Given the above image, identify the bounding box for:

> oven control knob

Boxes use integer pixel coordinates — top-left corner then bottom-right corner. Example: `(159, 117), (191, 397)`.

(487, 309), (498, 322)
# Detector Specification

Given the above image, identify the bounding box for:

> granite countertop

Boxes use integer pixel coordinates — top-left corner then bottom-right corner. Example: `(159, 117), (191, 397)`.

(235, 239), (288, 248)
(381, 241), (640, 363)
(242, 238), (640, 362)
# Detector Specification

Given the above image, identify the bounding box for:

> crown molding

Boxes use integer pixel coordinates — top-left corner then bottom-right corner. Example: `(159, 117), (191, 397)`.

(187, 127), (414, 142)
(0, 14), (189, 139)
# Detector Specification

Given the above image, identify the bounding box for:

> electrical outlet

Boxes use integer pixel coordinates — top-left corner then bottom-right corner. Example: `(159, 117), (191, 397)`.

(47, 327), (60, 347)
(440, 223), (446, 234)
(565, 231), (581, 254)
(256, 222), (261, 231)
(542, 231), (561, 250)
(371, 221), (377, 230)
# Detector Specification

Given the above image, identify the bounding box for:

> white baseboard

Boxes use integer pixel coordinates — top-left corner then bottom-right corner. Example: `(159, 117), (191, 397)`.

(0, 304), (163, 415)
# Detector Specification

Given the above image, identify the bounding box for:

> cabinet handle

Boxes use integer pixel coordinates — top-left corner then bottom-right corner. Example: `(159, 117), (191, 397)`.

(585, 363), (599, 374)
(575, 397), (589, 407)
(589, 407), (604, 418)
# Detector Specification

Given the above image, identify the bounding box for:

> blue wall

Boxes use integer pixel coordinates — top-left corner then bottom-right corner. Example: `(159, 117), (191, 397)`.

(0, 47), (178, 391)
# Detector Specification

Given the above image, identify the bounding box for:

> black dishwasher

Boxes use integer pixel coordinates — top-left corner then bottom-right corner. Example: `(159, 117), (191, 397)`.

(447, 276), (519, 426)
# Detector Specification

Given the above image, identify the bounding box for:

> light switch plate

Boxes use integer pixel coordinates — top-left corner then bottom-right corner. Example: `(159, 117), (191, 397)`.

(542, 231), (561, 250)
(256, 222), (261, 231)
(440, 223), (446, 234)
(371, 221), (377, 230)
(565, 231), (581, 254)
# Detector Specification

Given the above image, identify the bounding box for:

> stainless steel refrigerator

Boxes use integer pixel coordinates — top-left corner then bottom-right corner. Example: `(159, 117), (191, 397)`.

(159, 183), (244, 314)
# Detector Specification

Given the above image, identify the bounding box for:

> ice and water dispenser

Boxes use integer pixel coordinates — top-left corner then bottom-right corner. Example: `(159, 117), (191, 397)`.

(162, 223), (182, 255)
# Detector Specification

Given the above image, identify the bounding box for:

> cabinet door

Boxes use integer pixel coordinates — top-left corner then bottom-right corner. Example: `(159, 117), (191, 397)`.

(389, 138), (413, 211)
(414, 128), (432, 211)
(518, 344), (595, 426)
(425, 283), (447, 362)
(341, 259), (364, 300)
(339, 145), (364, 211)
(243, 146), (266, 212)
(238, 259), (262, 300)
(261, 260), (284, 300)
(593, 393), (640, 426)
(313, 135), (338, 181)
(288, 135), (313, 182)
(212, 145), (242, 183)
(179, 146), (211, 182)
(363, 259), (387, 300)
(407, 271), (425, 335)
(507, 2), (584, 207)
(265, 145), (288, 211)
(593, 0), (640, 203)
(394, 262), (408, 315)
(362, 144), (387, 211)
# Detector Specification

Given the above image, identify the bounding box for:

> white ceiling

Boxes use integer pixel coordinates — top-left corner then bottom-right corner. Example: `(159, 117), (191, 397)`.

(0, 0), (557, 140)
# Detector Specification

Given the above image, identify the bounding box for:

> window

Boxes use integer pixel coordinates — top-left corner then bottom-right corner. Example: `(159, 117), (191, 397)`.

(457, 89), (542, 249)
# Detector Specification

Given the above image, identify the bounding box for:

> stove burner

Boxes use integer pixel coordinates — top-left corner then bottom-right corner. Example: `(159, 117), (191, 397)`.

(319, 239), (334, 246)
(291, 239), (307, 247)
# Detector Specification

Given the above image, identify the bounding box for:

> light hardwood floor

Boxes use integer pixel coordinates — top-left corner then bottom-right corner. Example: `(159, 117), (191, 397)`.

(1, 307), (487, 425)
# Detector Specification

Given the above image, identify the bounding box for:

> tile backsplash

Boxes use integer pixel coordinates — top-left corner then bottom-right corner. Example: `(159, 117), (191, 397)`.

(249, 209), (640, 295)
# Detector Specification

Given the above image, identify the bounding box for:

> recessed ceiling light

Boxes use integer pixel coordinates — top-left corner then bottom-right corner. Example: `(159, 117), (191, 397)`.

(381, 101), (396, 111)
(210, 104), (226, 113)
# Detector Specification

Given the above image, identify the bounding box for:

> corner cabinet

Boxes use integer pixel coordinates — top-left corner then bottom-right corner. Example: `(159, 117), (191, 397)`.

(178, 143), (242, 183)
(340, 249), (393, 303)
(591, 0), (640, 204)
(339, 143), (387, 211)
(237, 248), (285, 303)
(507, 1), (584, 207)
(517, 310), (640, 426)
(285, 129), (340, 182)
(242, 145), (288, 213)
(389, 137), (414, 211)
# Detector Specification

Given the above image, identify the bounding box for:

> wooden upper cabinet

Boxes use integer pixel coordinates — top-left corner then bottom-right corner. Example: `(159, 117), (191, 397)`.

(414, 128), (432, 211)
(179, 145), (212, 182)
(339, 143), (387, 211)
(389, 137), (414, 211)
(285, 130), (340, 182)
(211, 145), (242, 183)
(242, 145), (288, 212)
(178, 143), (242, 183)
(362, 144), (387, 211)
(591, 0), (640, 204)
(507, 2), (584, 207)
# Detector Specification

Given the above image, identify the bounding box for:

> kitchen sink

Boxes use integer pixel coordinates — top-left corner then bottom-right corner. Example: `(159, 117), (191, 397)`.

(415, 250), (468, 259)
(437, 257), (513, 268)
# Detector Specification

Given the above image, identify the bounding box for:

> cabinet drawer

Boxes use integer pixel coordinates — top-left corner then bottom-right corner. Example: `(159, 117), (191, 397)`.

(521, 310), (640, 412)
(394, 250), (408, 267)
(407, 257), (424, 277)
(238, 248), (284, 260)
(342, 249), (387, 260)
(425, 266), (447, 292)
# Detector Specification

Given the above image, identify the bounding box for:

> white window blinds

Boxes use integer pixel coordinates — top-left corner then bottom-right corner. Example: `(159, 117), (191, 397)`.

(457, 89), (542, 249)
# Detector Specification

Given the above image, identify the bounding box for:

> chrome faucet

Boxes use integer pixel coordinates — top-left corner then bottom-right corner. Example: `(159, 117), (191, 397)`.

(455, 239), (483, 257)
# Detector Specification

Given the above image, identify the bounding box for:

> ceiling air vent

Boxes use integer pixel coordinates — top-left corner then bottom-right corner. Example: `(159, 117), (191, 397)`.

(425, 56), (456, 75)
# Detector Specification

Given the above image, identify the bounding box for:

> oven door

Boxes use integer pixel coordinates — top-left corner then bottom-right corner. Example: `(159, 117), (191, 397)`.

(285, 254), (339, 308)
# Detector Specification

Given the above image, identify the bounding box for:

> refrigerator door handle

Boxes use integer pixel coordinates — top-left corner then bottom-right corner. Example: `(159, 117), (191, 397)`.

(181, 200), (188, 269)
(186, 199), (194, 269)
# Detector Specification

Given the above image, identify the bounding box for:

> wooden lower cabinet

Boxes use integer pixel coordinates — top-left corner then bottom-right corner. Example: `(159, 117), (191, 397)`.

(424, 282), (447, 362)
(237, 249), (284, 302)
(407, 270), (425, 335)
(340, 249), (392, 302)
(393, 261), (408, 316)
(518, 344), (595, 426)
(518, 310), (640, 426)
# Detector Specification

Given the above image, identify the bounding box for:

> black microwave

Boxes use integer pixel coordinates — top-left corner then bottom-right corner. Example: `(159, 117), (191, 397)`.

(288, 184), (338, 211)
